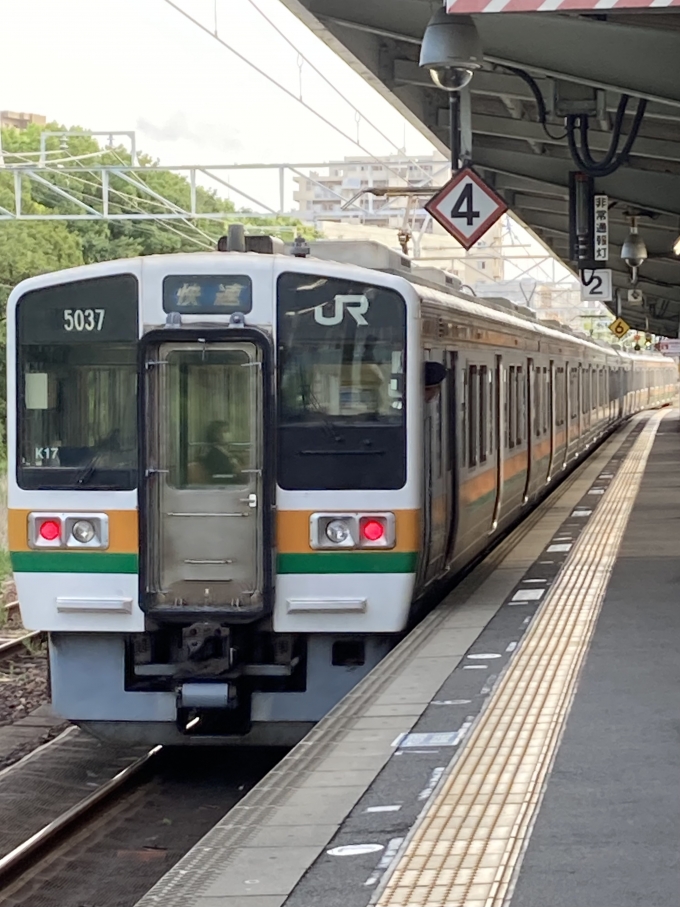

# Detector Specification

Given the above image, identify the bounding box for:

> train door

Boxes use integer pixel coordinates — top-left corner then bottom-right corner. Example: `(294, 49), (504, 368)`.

(141, 335), (272, 620)
(582, 366), (587, 442)
(444, 351), (460, 566)
(563, 361), (570, 468)
(522, 358), (533, 504)
(577, 365), (583, 447)
(490, 354), (504, 532)
(547, 360), (556, 482)
(420, 350), (451, 586)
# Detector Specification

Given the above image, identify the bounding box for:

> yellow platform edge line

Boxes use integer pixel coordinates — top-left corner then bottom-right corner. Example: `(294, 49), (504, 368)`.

(374, 411), (665, 907)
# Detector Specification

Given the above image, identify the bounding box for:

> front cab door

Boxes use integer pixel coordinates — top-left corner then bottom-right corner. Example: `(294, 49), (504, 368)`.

(141, 331), (272, 621)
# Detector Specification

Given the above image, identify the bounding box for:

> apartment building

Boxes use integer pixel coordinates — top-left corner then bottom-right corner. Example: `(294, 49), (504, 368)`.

(293, 153), (449, 230)
(0, 111), (46, 131)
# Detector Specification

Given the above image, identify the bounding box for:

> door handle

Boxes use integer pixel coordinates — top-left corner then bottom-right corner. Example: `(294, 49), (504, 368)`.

(239, 493), (257, 508)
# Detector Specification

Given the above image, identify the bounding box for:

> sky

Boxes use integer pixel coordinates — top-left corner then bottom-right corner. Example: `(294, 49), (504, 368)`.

(1, 0), (436, 205)
(1, 0), (573, 286)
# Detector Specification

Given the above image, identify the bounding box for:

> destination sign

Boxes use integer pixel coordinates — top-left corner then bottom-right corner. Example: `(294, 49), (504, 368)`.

(163, 275), (252, 315)
(18, 274), (139, 344)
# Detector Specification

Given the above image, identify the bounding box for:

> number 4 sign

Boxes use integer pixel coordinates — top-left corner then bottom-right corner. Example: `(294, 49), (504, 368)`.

(425, 168), (508, 250)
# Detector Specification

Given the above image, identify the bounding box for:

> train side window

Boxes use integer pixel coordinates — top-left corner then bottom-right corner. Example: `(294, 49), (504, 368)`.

(461, 366), (468, 468)
(591, 369), (596, 411)
(570, 368), (578, 420)
(583, 370), (588, 414)
(488, 367), (495, 453)
(507, 366), (516, 449)
(534, 368), (541, 438)
(581, 369), (588, 415)
(468, 365), (478, 467)
(479, 365), (488, 462)
(515, 366), (524, 446)
(556, 367), (565, 427)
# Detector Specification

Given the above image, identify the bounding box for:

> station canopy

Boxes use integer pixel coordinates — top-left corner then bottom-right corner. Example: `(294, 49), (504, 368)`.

(282, 2), (680, 337)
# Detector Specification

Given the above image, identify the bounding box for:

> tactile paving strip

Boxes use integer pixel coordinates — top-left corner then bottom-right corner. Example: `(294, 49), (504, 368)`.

(374, 412), (665, 907)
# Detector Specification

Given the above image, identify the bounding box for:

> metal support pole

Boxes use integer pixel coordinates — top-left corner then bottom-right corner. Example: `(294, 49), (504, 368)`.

(102, 170), (109, 218)
(14, 171), (21, 216)
(449, 93), (460, 174)
(459, 85), (473, 165)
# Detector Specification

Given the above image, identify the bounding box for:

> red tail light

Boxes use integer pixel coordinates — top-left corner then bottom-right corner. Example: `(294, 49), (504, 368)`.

(361, 519), (385, 542)
(38, 519), (61, 541)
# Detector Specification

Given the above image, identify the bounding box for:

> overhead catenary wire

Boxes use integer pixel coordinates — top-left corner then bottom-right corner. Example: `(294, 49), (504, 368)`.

(162, 0), (435, 197)
(0, 148), (116, 166)
(106, 148), (218, 245)
(8, 160), (216, 250)
(3, 145), (216, 245)
(3, 154), (308, 244)
(7, 151), (313, 247)
(244, 0), (434, 184)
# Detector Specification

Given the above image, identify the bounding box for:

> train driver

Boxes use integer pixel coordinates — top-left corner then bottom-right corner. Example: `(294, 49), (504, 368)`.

(201, 420), (242, 484)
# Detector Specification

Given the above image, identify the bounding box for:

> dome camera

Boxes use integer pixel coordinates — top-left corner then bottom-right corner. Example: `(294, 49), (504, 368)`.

(621, 228), (647, 269)
(419, 9), (483, 92)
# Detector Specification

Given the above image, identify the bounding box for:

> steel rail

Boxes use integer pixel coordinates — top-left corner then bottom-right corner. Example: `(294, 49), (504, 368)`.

(0, 745), (161, 884)
(0, 631), (44, 657)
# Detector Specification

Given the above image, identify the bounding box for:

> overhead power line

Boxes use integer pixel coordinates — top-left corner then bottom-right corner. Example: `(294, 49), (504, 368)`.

(162, 0), (434, 192)
(245, 0), (433, 183)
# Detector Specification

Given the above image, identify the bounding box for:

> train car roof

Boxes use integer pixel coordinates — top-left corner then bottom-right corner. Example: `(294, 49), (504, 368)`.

(5, 247), (673, 370)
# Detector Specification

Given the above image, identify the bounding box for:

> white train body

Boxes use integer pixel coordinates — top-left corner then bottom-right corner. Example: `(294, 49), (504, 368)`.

(6, 240), (675, 745)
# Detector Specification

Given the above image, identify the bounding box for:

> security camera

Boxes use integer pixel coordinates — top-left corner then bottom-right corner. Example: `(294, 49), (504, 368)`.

(621, 230), (647, 269)
(419, 10), (483, 92)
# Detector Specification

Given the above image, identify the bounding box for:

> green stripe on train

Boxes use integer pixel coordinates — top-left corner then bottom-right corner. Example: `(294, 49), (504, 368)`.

(10, 551), (139, 574)
(277, 552), (417, 574)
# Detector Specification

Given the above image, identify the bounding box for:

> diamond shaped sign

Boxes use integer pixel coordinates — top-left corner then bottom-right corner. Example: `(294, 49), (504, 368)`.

(425, 168), (507, 250)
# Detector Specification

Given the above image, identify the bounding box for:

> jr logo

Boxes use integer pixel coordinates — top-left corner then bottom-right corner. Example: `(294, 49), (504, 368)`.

(313, 294), (369, 326)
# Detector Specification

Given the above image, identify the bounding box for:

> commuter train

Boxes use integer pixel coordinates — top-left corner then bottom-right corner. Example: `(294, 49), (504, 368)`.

(7, 236), (675, 746)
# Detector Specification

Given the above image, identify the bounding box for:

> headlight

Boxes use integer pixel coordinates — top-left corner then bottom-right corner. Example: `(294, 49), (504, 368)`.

(325, 519), (351, 544)
(72, 519), (95, 544)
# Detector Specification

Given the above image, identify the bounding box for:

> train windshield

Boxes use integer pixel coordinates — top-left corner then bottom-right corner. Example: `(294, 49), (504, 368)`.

(277, 272), (406, 490)
(16, 274), (138, 490)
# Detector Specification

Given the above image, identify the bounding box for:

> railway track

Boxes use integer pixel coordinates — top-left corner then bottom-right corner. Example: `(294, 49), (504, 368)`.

(0, 744), (160, 890)
(0, 601), (44, 659)
(0, 728), (283, 906)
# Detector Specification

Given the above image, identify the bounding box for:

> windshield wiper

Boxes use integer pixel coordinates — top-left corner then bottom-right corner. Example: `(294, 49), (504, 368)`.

(303, 390), (342, 443)
(73, 453), (102, 486)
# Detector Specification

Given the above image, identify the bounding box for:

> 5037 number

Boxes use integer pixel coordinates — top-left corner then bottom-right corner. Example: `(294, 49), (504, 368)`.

(63, 308), (105, 332)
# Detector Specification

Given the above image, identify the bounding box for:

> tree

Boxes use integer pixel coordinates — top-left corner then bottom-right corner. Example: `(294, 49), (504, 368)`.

(0, 120), (317, 446)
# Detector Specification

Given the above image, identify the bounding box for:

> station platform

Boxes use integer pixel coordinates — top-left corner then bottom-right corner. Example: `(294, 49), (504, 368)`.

(135, 408), (678, 907)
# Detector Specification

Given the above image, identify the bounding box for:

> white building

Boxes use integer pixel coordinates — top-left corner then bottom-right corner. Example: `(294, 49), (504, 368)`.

(317, 220), (504, 287)
(293, 153), (450, 231)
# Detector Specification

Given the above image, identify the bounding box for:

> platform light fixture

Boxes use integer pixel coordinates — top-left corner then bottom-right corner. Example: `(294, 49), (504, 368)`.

(419, 8), (483, 92)
(673, 235), (680, 256)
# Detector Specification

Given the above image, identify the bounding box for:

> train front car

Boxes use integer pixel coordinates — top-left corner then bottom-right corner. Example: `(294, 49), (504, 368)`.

(7, 248), (422, 746)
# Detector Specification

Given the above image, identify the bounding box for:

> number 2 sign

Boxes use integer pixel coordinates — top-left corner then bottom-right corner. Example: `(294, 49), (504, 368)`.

(425, 168), (507, 250)
(580, 268), (613, 302)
